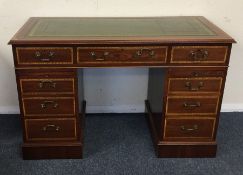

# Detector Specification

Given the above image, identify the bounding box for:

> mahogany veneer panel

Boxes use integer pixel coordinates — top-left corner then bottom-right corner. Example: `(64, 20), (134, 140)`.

(163, 118), (215, 141)
(77, 46), (167, 63)
(170, 46), (228, 64)
(166, 96), (219, 115)
(16, 47), (73, 65)
(22, 97), (76, 116)
(25, 118), (77, 141)
(168, 77), (222, 94)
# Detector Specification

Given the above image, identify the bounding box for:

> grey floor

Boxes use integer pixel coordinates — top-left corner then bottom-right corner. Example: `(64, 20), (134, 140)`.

(0, 113), (242, 175)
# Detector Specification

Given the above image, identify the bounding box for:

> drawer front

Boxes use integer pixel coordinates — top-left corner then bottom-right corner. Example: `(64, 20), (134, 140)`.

(168, 77), (222, 94)
(20, 78), (75, 95)
(168, 68), (226, 78)
(22, 97), (75, 116)
(16, 47), (73, 65)
(25, 118), (77, 141)
(166, 96), (219, 115)
(164, 118), (215, 141)
(77, 46), (167, 63)
(170, 46), (228, 64)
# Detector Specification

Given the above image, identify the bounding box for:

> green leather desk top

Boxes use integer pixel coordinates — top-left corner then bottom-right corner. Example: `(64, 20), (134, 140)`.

(28, 17), (215, 37)
(9, 16), (235, 44)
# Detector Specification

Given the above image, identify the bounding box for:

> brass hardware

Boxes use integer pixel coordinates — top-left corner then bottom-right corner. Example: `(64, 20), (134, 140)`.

(185, 81), (204, 91)
(90, 51), (96, 57)
(48, 51), (55, 57)
(40, 100), (58, 109)
(39, 80), (56, 88)
(135, 48), (155, 58)
(35, 51), (55, 62)
(42, 124), (60, 132)
(180, 125), (198, 132)
(192, 72), (200, 77)
(90, 51), (110, 61)
(189, 49), (209, 61)
(103, 51), (110, 56)
(183, 102), (201, 108)
(35, 51), (41, 58)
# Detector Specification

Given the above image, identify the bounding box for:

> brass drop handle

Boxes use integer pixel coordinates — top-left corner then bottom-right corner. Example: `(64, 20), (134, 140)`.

(183, 102), (201, 108)
(135, 48), (155, 58)
(35, 51), (55, 62)
(189, 49), (208, 61)
(39, 80), (56, 88)
(41, 100), (58, 109)
(180, 125), (198, 132)
(42, 124), (60, 132)
(185, 81), (204, 91)
(90, 51), (110, 61)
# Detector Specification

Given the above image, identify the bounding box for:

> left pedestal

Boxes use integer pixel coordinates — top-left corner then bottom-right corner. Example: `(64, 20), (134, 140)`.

(15, 69), (84, 159)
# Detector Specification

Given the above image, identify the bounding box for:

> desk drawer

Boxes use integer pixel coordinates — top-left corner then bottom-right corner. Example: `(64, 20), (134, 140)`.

(25, 118), (77, 141)
(22, 97), (76, 117)
(16, 47), (73, 65)
(166, 96), (219, 115)
(168, 77), (222, 94)
(170, 46), (228, 64)
(20, 78), (75, 95)
(77, 46), (167, 63)
(164, 118), (215, 141)
(168, 68), (226, 78)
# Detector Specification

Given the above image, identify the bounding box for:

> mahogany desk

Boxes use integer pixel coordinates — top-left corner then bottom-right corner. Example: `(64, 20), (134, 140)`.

(9, 17), (235, 159)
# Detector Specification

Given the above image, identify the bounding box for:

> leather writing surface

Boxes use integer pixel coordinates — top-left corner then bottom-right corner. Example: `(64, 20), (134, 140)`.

(28, 17), (216, 37)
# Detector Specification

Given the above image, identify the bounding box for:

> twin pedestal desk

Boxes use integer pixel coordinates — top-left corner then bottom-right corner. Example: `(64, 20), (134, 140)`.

(9, 17), (235, 159)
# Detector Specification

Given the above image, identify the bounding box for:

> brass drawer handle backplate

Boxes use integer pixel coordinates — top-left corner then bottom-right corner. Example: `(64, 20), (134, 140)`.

(134, 48), (155, 58)
(42, 124), (60, 132)
(180, 125), (198, 132)
(40, 100), (59, 109)
(35, 51), (55, 62)
(39, 80), (56, 89)
(189, 49), (208, 61)
(183, 102), (201, 109)
(90, 51), (110, 61)
(185, 81), (204, 91)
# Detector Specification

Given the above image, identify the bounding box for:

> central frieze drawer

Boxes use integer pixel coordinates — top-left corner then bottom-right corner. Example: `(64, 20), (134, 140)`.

(168, 77), (223, 94)
(163, 118), (215, 141)
(170, 46), (228, 64)
(166, 96), (219, 115)
(77, 46), (167, 63)
(22, 97), (76, 116)
(20, 78), (75, 95)
(16, 47), (73, 65)
(25, 118), (77, 141)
